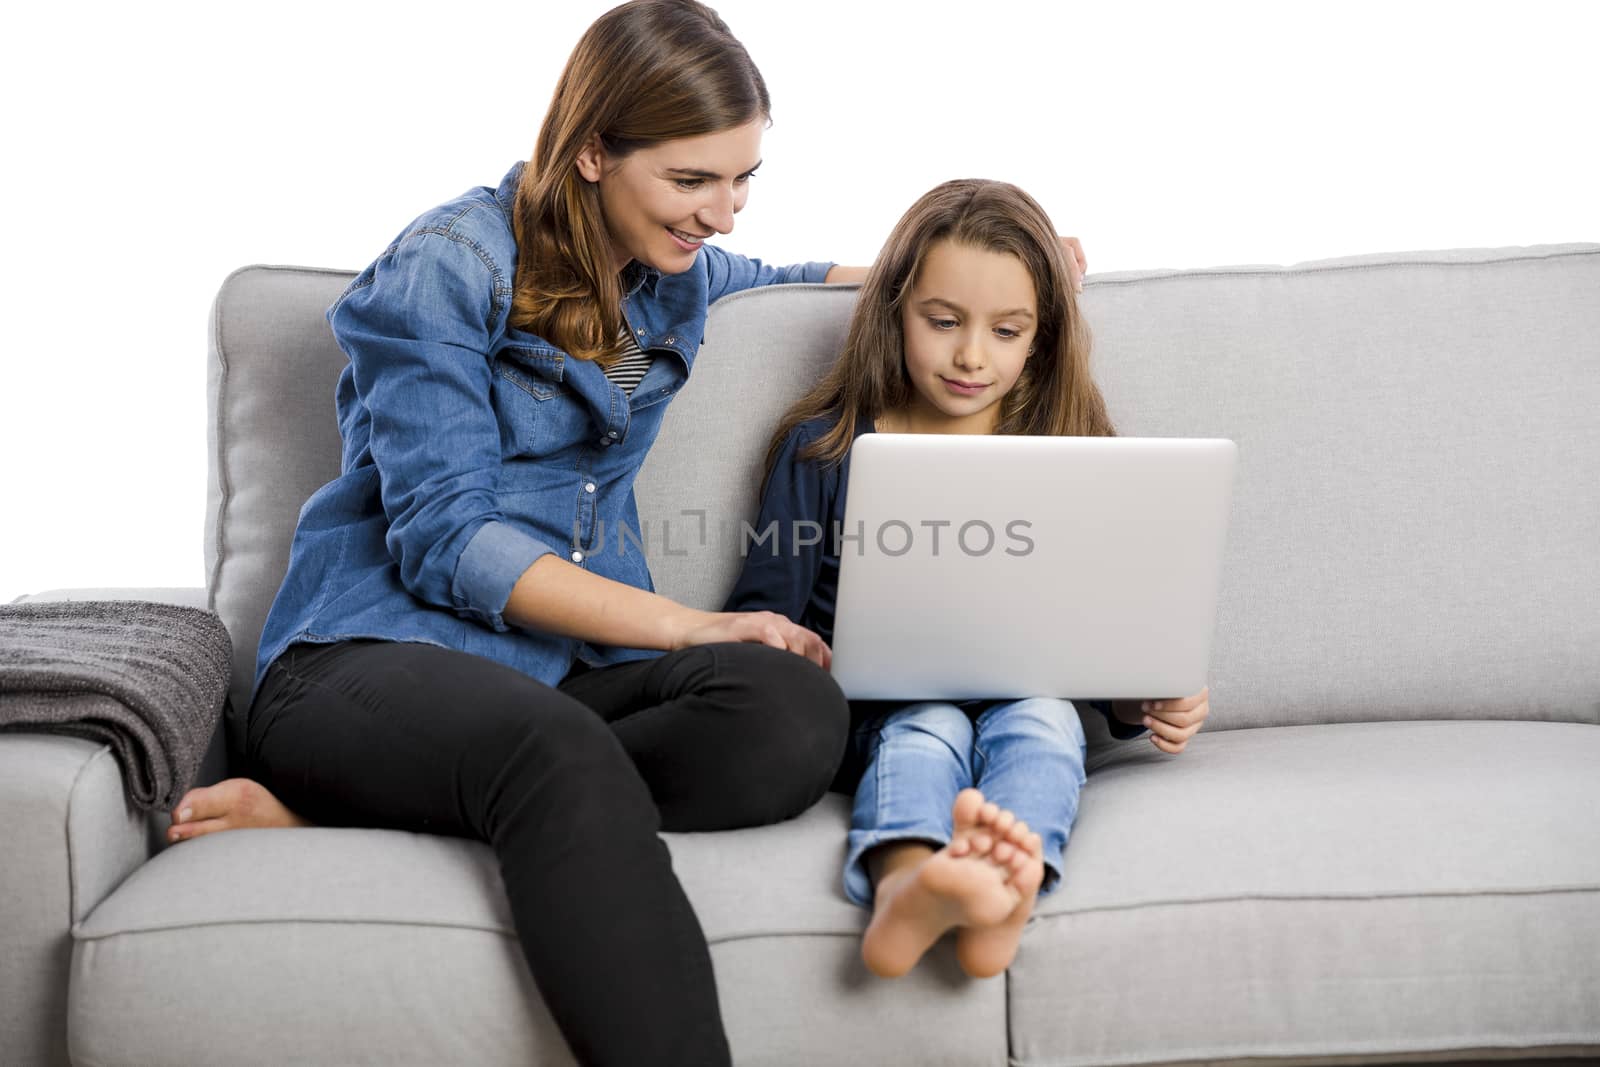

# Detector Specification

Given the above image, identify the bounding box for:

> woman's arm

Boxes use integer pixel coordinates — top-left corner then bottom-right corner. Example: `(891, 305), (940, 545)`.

(335, 232), (826, 665)
(702, 245), (833, 303)
(333, 232), (553, 630)
(826, 237), (1087, 291)
(506, 555), (830, 666)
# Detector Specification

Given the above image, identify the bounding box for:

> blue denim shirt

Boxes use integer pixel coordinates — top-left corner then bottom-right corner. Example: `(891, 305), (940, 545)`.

(253, 161), (833, 697)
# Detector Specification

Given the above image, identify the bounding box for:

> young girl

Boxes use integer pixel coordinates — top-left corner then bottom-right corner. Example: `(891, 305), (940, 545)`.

(724, 179), (1211, 980)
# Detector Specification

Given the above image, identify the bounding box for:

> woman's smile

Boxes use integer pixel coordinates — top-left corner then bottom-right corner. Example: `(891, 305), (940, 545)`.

(667, 226), (709, 251)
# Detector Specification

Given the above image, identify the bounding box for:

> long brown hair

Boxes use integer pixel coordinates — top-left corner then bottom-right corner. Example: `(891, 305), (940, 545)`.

(764, 179), (1115, 481)
(511, 0), (769, 364)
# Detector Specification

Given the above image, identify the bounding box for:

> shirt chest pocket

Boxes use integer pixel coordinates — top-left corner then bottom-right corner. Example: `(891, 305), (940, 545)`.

(490, 354), (597, 468)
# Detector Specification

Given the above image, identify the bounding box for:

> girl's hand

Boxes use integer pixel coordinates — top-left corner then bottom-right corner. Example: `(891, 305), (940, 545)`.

(1113, 687), (1209, 754)
(673, 610), (832, 669)
(1059, 236), (1087, 294)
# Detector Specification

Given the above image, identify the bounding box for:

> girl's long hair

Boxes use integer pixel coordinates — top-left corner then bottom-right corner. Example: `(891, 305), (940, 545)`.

(511, 0), (768, 364)
(764, 179), (1115, 482)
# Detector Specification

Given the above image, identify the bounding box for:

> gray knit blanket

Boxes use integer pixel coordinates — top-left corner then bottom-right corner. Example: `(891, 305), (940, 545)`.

(0, 600), (232, 812)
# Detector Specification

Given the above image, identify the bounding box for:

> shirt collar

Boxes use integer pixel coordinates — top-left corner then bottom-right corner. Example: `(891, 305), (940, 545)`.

(494, 161), (524, 228)
(621, 260), (662, 298)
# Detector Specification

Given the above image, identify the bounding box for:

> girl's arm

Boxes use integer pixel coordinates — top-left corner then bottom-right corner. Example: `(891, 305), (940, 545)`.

(1110, 689), (1211, 754)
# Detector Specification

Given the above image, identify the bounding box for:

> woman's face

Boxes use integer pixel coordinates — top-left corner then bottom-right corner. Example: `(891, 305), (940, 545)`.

(577, 117), (765, 275)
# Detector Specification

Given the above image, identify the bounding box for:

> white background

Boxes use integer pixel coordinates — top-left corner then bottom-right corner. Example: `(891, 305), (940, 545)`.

(2, 0), (1595, 604)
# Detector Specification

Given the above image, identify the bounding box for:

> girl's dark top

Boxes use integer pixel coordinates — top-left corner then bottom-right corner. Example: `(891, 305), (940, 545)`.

(723, 413), (873, 647)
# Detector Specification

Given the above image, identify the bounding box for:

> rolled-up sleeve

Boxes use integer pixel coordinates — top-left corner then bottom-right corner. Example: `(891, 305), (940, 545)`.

(703, 244), (835, 305)
(329, 230), (553, 630)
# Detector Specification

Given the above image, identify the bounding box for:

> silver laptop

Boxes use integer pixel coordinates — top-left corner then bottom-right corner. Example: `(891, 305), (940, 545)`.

(828, 434), (1237, 701)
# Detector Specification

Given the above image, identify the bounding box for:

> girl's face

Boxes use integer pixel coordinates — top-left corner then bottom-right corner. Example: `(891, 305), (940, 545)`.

(895, 239), (1039, 434)
(576, 118), (765, 275)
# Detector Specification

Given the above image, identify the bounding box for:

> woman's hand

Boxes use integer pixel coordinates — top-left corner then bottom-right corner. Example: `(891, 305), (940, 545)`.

(672, 610), (831, 669)
(1060, 236), (1087, 294)
(1113, 686), (1209, 754)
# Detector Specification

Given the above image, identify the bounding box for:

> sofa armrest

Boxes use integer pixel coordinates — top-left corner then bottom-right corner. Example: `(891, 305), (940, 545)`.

(2, 585), (229, 1062)
(0, 734), (152, 1066)
(9, 584), (231, 791)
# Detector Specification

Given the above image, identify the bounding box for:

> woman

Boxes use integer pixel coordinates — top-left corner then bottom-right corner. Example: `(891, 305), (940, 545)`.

(169, 2), (1087, 1063)
(172, 3), (854, 1063)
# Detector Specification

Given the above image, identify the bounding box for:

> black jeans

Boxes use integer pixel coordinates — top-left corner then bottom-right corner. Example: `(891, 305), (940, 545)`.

(242, 639), (849, 1067)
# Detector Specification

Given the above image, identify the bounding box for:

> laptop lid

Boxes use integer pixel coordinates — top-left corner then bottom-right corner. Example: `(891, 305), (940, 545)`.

(828, 434), (1237, 701)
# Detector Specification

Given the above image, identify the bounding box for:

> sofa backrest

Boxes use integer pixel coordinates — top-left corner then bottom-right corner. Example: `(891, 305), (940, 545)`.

(208, 245), (1600, 730)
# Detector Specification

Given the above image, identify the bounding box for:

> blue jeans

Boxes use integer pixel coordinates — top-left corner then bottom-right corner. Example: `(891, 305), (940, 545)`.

(842, 698), (1088, 908)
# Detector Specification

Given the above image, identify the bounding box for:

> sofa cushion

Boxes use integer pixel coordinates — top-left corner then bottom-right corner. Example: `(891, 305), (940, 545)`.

(70, 719), (1600, 1066)
(206, 266), (353, 719)
(1080, 244), (1600, 733)
(69, 794), (1007, 1067)
(1010, 719), (1600, 1065)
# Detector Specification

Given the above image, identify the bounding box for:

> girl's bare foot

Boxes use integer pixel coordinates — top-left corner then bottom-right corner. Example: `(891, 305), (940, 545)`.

(860, 788), (1020, 978)
(955, 819), (1046, 978)
(167, 778), (311, 844)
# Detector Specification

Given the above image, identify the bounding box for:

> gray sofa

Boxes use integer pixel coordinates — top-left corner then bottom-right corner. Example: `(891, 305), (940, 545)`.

(4, 244), (1598, 1066)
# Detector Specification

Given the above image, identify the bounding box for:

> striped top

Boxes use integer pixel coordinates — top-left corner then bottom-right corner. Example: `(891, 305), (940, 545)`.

(602, 332), (655, 395)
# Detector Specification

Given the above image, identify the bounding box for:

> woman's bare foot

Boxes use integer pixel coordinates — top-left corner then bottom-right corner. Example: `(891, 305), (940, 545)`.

(955, 817), (1046, 979)
(167, 778), (311, 844)
(860, 788), (1020, 978)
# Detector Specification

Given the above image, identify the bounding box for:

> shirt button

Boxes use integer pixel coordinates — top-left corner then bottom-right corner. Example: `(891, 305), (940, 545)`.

(571, 550), (585, 563)
(635, 327), (645, 336)
(607, 430), (619, 438)
(598, 438), (612, 448)
(664, 336), (675, 344)
(584, 482), (596, 493)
